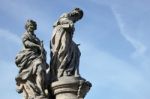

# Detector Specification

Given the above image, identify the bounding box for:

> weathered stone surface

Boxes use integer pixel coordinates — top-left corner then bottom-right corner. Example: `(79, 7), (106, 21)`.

(15, 8), (91, 99)
(50, 8), (84, 81)
(51, 76), (91, 99)
(15, 20), (49, 99)
(49, 8), (92, 99)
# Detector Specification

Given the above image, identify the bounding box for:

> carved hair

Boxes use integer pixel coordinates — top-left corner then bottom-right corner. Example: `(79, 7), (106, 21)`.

(25, 19), (37, 30)
(72, 8), (83, 20)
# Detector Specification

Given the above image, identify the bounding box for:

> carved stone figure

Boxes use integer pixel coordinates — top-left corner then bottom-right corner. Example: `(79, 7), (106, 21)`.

(50, 8), (91, 99)
(50, 8), (83, 81)
(15, 20), (49, 99)
(15, 8), (91, 99)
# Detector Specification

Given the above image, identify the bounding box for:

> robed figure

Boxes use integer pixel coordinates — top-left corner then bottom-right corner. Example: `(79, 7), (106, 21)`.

(15, 20), (49, 99)
(50, 8), (84, 81)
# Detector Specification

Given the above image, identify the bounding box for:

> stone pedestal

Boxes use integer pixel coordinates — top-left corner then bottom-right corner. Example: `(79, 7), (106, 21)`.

(51, 76), (91, 99)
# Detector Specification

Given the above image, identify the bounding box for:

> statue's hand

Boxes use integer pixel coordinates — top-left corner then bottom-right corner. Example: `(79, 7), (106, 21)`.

(61, 23), (70, 28)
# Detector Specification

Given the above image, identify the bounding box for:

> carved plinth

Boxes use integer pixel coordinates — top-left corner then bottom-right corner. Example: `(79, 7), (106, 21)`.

(51, 76), (91, 99)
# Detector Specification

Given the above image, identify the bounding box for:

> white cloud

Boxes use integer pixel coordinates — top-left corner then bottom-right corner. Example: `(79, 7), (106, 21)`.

(0, 28), (21, 45)
(88, 0), (148, 58)
(112, 8), (147, 58)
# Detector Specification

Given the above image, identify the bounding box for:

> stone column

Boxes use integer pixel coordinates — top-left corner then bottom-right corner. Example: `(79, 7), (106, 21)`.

(51, 76), (91, 99)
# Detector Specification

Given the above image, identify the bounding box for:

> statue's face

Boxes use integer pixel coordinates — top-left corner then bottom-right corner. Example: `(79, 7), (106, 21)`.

(70, 10), (81, 22)
(27, 23), (36, 32)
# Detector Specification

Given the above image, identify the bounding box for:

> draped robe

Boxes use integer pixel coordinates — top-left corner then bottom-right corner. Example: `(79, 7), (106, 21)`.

(15, 32), (47, 98)
(50, 14), (81, 81)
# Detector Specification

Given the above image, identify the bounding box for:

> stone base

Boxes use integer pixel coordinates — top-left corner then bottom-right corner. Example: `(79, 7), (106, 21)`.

(51, 76), (91, 99)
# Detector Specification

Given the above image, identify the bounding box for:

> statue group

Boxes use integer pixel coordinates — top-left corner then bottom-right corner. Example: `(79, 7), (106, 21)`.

(15, 8), (91, 99)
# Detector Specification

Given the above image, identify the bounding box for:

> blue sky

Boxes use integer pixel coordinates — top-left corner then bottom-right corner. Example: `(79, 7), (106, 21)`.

(0, 0), (150, 99)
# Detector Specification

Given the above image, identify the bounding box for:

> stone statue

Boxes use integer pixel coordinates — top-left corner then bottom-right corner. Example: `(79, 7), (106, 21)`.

(15, 20), (49, 99)
(15, 8), (91, 99)
(50, 8), (83, 81)
(50, 8), (91, 99)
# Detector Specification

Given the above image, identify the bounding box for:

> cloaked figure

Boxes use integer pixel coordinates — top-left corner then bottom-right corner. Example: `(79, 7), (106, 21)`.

(50, 8), (83, 81)
(15, 20), (49, 99)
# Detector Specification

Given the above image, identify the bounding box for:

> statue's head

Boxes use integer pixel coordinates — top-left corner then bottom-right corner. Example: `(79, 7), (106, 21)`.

(25, 20), (37, 32)
(69, 8), (83, 22)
